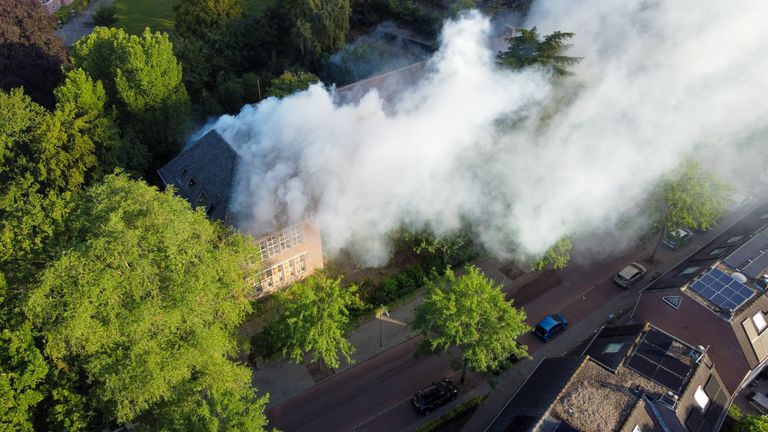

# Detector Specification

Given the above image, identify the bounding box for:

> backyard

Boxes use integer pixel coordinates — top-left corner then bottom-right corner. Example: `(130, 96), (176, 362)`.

(113, 0), (275, 35)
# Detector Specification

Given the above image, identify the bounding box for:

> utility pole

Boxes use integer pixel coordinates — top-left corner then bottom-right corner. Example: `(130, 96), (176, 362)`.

(379, 305), (389, 348)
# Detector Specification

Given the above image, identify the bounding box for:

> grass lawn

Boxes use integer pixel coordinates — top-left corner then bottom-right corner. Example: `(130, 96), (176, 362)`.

(113, 0), (179, 35)
(113, 0), (275, 36)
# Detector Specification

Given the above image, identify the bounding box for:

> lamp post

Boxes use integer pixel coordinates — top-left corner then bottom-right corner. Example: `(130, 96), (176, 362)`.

(379, 304), (389, 348)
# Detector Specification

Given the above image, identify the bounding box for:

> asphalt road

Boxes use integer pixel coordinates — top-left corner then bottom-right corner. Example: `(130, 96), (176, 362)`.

(266, 205), (754, 432)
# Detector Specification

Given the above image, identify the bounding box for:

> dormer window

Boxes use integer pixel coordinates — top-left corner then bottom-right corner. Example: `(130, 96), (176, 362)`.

(187, 177), (197, 189)
(753, 312), (767, 333)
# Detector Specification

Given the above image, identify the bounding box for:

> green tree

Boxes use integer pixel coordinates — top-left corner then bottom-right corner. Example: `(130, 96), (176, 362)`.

(497, 27), (581, 77)
(270, 272), (358, 369)
(413, 266), (530, 382)
(649, 160), (731, 261)
(531, 236), (572, 271)
(54, 68), (149, 178)
(25, 174), (265, 428)
(736, 415), (768, 432)
(286, 0), (351, 62)
(267, 70), (320, 98)
(0, 88), (93, 275)
(0, 274), (49, 432)
(174, 0), (244, 39)
(91, 4), (118, 26)
(72, 28), (190, 163)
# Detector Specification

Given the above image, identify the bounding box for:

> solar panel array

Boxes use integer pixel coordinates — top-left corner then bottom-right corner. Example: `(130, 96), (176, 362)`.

(689, 268), (755, 312)
(626, 329), (694, 394)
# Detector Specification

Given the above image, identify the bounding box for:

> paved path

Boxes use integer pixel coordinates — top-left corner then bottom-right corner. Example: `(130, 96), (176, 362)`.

(55, 0), (115, 47)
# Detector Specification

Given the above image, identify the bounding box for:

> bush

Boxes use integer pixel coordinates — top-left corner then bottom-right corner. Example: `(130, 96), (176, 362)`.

(91, 4), (117, 27)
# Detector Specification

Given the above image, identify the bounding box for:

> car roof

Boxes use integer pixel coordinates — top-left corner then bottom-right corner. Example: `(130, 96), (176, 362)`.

(538, 315), (559, 330)
(618, 265), (640, 279)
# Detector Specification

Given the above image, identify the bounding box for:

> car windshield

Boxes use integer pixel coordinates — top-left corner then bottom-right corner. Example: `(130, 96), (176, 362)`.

(535, 325), (547, 334)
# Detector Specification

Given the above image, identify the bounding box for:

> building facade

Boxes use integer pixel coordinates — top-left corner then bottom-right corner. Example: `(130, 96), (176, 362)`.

(158, 130), (324, 298)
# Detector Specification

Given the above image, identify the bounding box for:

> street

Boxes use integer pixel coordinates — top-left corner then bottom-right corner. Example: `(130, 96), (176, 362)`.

(265, 200), (760, 432)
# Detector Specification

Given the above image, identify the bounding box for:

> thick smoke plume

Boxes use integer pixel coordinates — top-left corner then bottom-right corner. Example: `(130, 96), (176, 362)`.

(206, 1), (768, 266)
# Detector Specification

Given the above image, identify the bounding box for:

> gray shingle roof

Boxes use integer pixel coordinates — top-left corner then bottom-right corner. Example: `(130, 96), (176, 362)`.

(157, 130), (240, 223)
(485, 357), (586, 432)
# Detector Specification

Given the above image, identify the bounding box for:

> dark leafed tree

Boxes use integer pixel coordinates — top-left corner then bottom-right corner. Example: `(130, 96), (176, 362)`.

(648, 159), (731, 261)
(0, 0), (67, 108)
(497, 27), (581, 77)
(413, 266), (529, 383)
(286, 0), (351, 62)
(72, 28), (190, 164)
(174, 0), (244, 39)
(25, 174), (268, 429)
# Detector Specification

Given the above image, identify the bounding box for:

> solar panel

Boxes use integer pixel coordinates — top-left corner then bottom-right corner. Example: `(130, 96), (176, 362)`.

(627, 329), (695, 394)
(688, 268), (755, 311)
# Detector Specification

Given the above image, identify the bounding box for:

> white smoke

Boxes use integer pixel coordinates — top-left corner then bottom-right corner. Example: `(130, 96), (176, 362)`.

(206, 2), (768, 266)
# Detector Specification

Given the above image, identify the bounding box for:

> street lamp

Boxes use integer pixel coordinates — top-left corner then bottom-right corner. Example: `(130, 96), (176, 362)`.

(379, 304), (389, 348)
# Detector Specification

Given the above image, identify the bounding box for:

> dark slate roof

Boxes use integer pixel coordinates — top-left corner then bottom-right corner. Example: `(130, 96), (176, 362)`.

(485, 357), (586, 432)
(724, 228), (768, 279)
(618, 396), (667, 432)
(583, 323), (646, 372)
(676, 356), (729, 432)
(157, 130), (240, 222)
(644, 200), (768, 292)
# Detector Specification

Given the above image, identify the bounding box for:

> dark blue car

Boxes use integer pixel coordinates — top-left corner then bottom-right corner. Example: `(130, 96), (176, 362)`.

(534, 314), (568, 342)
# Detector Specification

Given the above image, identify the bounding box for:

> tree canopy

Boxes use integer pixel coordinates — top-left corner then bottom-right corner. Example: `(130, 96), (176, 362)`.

(286, 0), (351, 62)
(531, 236), (572, 271)
(24, 174), (266, 429)
(72, 27), (190, 163)
(0, 0), (67, 108)
(174, 0), (244, 39)
(497, 27), (581, 77)
(269, 272), (358, 369)
(267, 70), (320, 98)
(736, 415), (768, 432)
(649, 159), (731, 260)
(413, 266), (529, 381)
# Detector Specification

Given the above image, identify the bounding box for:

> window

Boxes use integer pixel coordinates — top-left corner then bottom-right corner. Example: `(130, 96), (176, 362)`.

(206, 205), (216, 217)
(663, 295), (683, 309)
(677, 266), (701, 277)
(257, 224), (305, 261)
(753, 312), (768, 333)
(709, 247), (728, 256)
(195, 192), (207, 209)
(603, 343), (624, 354)
(187, 177), (197, 189)
(632, 426), (641, 432)
(694, 386), (709, 411)
(726, 235), (744, 245)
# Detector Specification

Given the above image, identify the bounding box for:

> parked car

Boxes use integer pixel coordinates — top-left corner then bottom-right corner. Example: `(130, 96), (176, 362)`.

(412, 378), (458, 414)
(727, 191), (753, 210)
(662, 228), (693, 250)
(613, 262), (647, 288)
(533, 314), (568, 343)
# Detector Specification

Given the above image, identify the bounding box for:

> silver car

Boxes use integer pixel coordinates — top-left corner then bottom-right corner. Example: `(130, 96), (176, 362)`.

(614, 262), (647, 288)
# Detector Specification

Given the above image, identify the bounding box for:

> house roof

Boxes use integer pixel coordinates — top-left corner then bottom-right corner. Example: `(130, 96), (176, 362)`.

(633, 287), (759, 393)
(724, 227), (768, 279)
(485, 323), (729, 432)
(157, 130), (240, 223)
(485, 356), (586, 432)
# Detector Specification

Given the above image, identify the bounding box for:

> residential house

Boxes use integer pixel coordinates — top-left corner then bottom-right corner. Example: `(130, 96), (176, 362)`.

(633, 200), (768, 395)
(158, 129), (324, 297)
(486, 323), (730, 431)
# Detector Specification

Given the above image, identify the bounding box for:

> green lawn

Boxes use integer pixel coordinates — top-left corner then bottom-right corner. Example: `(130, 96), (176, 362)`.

(112, 0), (275, 36)
(113, 0), (179, 35)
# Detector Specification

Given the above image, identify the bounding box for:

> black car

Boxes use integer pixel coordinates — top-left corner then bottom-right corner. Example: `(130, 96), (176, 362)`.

(412, 378), (458, 414)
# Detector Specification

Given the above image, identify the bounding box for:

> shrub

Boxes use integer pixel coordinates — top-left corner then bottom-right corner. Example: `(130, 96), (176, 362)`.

(91, 4), (117, 27)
